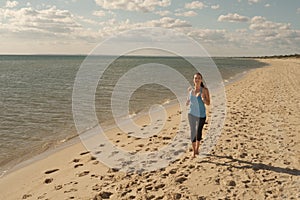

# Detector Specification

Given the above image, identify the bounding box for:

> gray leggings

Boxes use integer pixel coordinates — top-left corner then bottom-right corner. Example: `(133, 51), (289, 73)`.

(188, 114), (206, 142)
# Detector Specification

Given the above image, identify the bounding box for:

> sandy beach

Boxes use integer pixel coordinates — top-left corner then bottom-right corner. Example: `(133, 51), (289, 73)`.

(0, 58), (299, 200)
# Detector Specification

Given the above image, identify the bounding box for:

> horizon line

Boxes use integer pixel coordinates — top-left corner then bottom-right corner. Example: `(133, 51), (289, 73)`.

(0, 53), (299, 58)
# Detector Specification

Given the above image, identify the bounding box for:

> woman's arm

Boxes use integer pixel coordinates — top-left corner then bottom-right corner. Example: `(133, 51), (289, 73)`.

(186, 87), (192, 106)
(202, 88), (210, 106)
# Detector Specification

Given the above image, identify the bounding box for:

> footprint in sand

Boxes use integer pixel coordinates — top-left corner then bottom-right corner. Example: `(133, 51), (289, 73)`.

(92, 160), (100, 165)
(110, 150), (119, 157)
(37, 193), (47, 199)
(77, 171), (89, 177)
(90, 156), (97, 161)
(44, 178), (53, 184)
(64, 188), (78, 193)
(44, 169), (59, 174)
(154, 183), (165, 190)
(22, 194), (32, 199)
(55, 185), (63, 190)
(72, 158), (80, 163)
(74, 163), (83, 168)
(63, 181), (78, 186)
(79, 151), (90, 155)
(94, 191), (113, 199)
(95, 151), (102, 154)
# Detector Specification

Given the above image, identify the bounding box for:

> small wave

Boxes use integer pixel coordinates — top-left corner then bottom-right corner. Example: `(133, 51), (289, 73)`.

(59, 139), (67, 143)
(162, 99), (170, 105)
(128, 112), (137, 118)
(0, 170), (7, 178)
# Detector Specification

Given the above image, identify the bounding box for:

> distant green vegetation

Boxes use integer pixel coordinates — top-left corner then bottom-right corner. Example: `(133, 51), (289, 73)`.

(244, 54), (300, 59)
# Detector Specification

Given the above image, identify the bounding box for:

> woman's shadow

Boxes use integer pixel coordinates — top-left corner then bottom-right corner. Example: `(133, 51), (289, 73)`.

(200, 154), (300, 176)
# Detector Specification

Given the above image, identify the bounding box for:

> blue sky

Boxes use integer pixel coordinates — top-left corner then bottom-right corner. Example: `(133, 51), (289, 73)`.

(0, 0), (299, 56)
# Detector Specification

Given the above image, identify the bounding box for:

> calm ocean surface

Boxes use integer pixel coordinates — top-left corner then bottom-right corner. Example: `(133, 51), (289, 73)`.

(0, 55), (266, 175)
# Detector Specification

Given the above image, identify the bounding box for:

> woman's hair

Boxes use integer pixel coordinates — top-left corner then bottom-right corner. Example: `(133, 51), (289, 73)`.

(194, 72), (205, 88)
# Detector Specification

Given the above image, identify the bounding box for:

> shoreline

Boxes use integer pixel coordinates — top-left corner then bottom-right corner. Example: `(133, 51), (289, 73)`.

(0, 98), (183, 178)
(0, 135), (81, 178)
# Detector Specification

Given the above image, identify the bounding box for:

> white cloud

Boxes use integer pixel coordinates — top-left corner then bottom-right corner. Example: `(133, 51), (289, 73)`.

(5, 1), (18, 8)
(185, 1), (206, 9)
(211, 5), (220, 10)
(146, 17), (192, 28)
(248, 0), (260, 4)
(188, 29), (227, 43)
(1, 1), (298, 56)
(0, 6), (81, 37)
(175, 10), (197, 17)
(185, 14), (300, 56)
(76, 16), (99, 25)
(95, 0), (171, 12)
(93, 10), (106, 17)
(247, 16), (300, 49)
(218, 13), (249, 23)
(264, 4), (271, 8)
(89, 17), (192, 40)
(155, 10), (171, 16)
(95, 17), (189, 32)
(236, 28), (248, 33)
(250, 16), (290, 31)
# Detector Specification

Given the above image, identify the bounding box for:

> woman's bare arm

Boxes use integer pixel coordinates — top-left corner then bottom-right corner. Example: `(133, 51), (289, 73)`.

(186, 87), (192, 106)
(203, 88), (210, 105)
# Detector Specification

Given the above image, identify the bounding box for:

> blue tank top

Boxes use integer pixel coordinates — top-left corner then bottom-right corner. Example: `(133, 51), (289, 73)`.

(188, 87), (206, 118)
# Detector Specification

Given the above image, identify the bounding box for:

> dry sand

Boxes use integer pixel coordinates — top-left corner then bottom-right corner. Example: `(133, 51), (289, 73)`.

(0, 58), (299, 200)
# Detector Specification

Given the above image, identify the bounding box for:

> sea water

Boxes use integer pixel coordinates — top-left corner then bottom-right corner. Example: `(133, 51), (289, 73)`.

(0, 55), (266, 176)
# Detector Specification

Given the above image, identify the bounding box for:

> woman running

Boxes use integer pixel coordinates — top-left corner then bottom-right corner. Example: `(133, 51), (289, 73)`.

(186, 72), (210, 158)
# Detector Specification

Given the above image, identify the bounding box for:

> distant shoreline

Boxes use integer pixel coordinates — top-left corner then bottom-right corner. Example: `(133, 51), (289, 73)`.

(241, 53), (300, 59)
